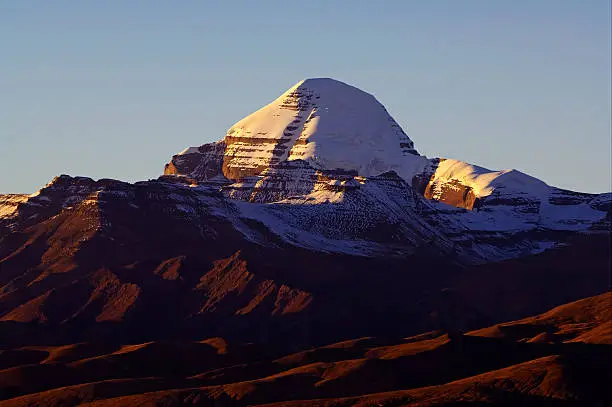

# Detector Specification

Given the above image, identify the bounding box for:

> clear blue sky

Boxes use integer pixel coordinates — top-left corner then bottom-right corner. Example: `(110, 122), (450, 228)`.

(1, 0), (610, 193)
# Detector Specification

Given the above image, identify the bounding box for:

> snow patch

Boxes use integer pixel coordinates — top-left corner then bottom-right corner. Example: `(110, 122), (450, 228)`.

(179, 146), (201, 155)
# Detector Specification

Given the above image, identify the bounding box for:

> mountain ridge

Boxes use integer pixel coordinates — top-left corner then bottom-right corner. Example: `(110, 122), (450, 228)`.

(3, 79), (610, 263)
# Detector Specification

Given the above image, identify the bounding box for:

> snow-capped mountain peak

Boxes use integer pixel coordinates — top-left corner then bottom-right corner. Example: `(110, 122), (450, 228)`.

(175, 78), (420, 181)
(159, 78), (610, 260)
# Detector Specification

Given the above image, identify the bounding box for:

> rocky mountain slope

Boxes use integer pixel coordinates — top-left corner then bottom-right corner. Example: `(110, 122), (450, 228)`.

(0, 195), (28, 219)
(0, 171), (609, 347)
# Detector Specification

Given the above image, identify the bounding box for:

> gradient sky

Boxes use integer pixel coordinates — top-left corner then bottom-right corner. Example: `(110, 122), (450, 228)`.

(1, 0), (610, 193)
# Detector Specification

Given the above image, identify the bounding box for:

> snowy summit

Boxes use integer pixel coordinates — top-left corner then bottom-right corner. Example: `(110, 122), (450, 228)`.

(164, 77), (610, 238)
(175, 78), (423, 180)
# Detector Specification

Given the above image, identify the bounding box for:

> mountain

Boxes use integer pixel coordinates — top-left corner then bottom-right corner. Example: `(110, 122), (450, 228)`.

(163, 78), (610, 259)
(0, 78), (610, 406)
(164, 78), (419, 183)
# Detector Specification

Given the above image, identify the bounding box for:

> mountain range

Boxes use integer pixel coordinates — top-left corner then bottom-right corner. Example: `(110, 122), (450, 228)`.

(0, 78), (610, 406)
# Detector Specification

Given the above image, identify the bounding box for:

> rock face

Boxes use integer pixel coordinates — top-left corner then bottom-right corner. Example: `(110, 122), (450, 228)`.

(0, 194), (29, 236)
(0, 194), (28, 219)
(163, 141), (227, 183)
